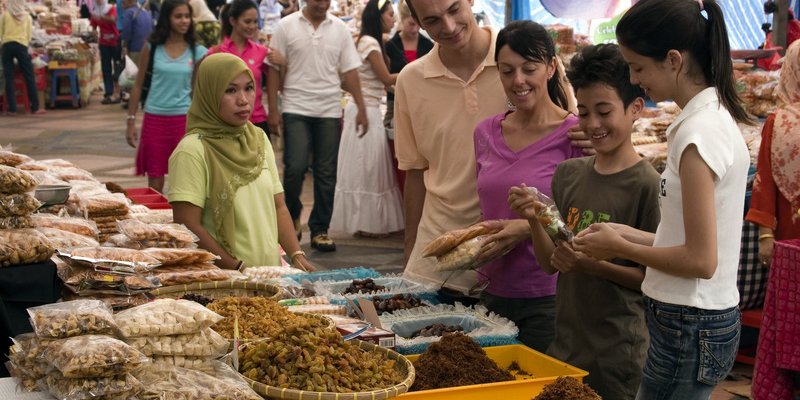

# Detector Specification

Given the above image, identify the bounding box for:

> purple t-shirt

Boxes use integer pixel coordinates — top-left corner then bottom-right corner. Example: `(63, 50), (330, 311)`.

(474, 112), (582, 298)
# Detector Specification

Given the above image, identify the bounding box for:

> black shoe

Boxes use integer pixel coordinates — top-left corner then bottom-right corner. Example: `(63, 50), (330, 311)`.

(310, 233), (336, 252)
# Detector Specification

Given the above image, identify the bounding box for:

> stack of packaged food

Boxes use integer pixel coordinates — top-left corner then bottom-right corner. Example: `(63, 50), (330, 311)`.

(115, 299), (227, 371)
(0, 165), (54, 267)
(8, 299), (148, 398)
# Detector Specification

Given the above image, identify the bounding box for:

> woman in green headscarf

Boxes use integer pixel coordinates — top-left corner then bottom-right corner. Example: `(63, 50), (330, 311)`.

(168, 53), (314, 271)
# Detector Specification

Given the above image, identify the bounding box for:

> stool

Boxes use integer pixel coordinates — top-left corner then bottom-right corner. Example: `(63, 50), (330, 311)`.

(49, 67), (80, 109)
(736, 308), (763, 365)
(0, 71), (31, 113)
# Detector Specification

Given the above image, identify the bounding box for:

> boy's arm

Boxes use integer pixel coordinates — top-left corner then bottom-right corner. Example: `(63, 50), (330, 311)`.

(554, 245), (645, 291)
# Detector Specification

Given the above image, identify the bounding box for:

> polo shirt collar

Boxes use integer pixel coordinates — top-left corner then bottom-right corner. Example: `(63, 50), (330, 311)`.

(425, 26), (498, 79)
(666, 87), (718, 137)
(219, 36), (253, 53)
(298, 9), (333, 26)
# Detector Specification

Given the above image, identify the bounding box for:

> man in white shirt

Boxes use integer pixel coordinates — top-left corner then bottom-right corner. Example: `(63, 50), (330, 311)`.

(266, 0), (367, 252)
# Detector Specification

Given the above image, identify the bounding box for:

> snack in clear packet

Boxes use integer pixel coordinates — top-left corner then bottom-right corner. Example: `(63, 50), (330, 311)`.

(525, 187), (574, 243)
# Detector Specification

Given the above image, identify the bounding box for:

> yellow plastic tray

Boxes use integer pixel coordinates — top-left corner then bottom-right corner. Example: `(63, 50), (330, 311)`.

(398, 344), (588, 400)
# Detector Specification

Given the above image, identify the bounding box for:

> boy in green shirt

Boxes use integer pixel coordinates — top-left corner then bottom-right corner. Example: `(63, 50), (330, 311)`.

(509, 44), (661, 399)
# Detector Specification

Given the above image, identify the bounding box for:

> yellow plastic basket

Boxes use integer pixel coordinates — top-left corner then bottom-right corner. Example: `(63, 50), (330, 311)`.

(239, 340), (415, 400)
(397, 344), (588, 399)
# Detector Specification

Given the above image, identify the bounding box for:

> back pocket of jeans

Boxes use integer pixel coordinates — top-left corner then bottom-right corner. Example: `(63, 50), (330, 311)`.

(697, 321), (740, 385)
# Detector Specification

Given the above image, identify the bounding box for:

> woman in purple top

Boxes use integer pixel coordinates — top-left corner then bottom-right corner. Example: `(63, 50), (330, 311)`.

(474, 20), (583, 352)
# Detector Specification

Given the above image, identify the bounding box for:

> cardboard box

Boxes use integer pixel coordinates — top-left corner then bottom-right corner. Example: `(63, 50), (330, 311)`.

(336, 323), (396, 350)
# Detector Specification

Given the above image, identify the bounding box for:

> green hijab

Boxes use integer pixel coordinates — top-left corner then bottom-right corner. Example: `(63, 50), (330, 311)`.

(186, 53), (265, 258)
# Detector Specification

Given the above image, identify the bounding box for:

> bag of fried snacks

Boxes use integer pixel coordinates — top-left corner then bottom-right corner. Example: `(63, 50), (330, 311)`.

(423, 223), (500, 257)
(28, 299), (117, 339)
(525, 187), (573, 242)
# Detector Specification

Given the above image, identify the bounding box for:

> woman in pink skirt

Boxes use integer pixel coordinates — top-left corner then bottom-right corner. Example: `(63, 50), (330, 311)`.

(125, 0), (208, 192)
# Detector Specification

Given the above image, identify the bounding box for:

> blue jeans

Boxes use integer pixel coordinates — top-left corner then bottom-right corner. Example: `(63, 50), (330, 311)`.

(282, 113), (341, 236)
(99, 44), (120, 97)
(1, 42), (39, 113)
(636, 297), (740, 400)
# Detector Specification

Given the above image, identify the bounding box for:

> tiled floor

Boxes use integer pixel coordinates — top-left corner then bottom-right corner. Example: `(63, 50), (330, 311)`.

(1, 92), (757, 399)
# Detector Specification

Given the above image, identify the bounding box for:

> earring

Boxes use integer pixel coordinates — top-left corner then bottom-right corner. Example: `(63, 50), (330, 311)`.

(506, 98), (516, 111)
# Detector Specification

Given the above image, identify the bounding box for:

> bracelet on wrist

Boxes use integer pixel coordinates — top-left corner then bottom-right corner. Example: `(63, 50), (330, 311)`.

(758, 233), (775, 241)
(235, 260), (246, 271)
(289, 250), (306, 262)
(126, 115), (136, 121)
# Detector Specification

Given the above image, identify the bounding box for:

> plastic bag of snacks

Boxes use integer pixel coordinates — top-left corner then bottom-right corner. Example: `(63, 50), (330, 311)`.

(31, 214), (100, 238)
(6, 361), (39, 392)
(7, 333), (52, 380)
(18, 158), (76, 170)
(0, 214), (33, 229)
(0, 165), (38, 194)
(0, 193), (41, 217)
(36, 227), (100, 250)
(142, 248), (218, 266)
(117, 219), (198, 246)
(524, 186), (573, 242)
(115, 299), (224, 337)
(423, 224), (500, 258)
(58, 264), (161, 295)
(65, 247), (161, 269)
(28, 299), (117, 339)
(134, 362), (262, 400)
(0, 228), (54, 266)
(43, 335), (149, 378)
(151, 263), (230, 286)
(38, 372), (142, 400)
(434, 235), (490, 272)
(0, 150), (33, 167)
(101, 233), (145, 249)
(127, 328), (228, 357)
(62, 292), (153, 311)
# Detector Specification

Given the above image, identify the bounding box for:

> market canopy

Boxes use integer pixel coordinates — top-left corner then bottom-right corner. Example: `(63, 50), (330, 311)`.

(474, 0), (800, 50)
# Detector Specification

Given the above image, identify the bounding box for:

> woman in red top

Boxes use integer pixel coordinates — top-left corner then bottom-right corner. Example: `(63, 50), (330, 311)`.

(209, 0), (285, 136)
(746, 40), (800, 266)
(90, 0), (122, 104)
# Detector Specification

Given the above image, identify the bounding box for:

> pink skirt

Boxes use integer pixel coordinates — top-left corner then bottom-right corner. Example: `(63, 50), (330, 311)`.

(136, 113), (186, 177)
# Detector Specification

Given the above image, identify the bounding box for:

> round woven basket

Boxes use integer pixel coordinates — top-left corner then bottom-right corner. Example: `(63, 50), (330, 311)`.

(239, 340), (415, 400)
(150, 280), (281, 301)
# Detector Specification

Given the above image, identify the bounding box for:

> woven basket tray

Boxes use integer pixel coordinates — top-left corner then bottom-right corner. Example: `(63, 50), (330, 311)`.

(150, 280), (281, 301)
(239, 340), (414, 400)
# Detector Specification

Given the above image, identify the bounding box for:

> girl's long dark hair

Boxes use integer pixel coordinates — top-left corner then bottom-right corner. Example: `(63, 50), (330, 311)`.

(149, 0), (196, 48)
(616, 0), (752, 124)
(358, 0), (392, 56)
(220, 0), (257, 39)
(495, 20), (569, 110)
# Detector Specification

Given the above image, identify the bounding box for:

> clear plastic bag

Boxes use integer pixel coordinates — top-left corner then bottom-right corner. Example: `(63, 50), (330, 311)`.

(62, 292), (154, 311)
(152, 263), (230, 286)
(43, 335), (148, 378)
(58, 263), (161, 295)
(142, 248), (219, 266)
(37, 227), (100, 250)
(0, 228), (54, 266)
(0, 165), (38, 194)
(6, 361), (39, 392)
(50, 166), (97, 183)
(525, 187), (574, 242)
(17, 158), (76, 170)
(434, 235), (489, 272)
(115, 299), (224, 337)
(134, 362), (262, 400)
(127, 328), (229, 357)
(28, 299), (117, 338)
(27, 170), (69, 186)
(31, 214), (100, 238)
(117, 219), (198, 246)
(7, 333), (52, 379)
(38, 372), (141, 400)
(0, 150), (33, 167)
(65, 246), (162, 271)
(0, 193), (41, 217)
(0, 214), (33, 230)
(423, 224), (497, 258)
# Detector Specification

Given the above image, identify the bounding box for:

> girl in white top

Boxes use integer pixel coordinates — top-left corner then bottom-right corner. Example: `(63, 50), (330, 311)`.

(329, 0), (403, 237)
(572, 0), (752, 399)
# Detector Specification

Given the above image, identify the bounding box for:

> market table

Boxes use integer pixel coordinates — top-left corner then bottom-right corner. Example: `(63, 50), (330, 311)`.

(751, 239), (800, 400)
